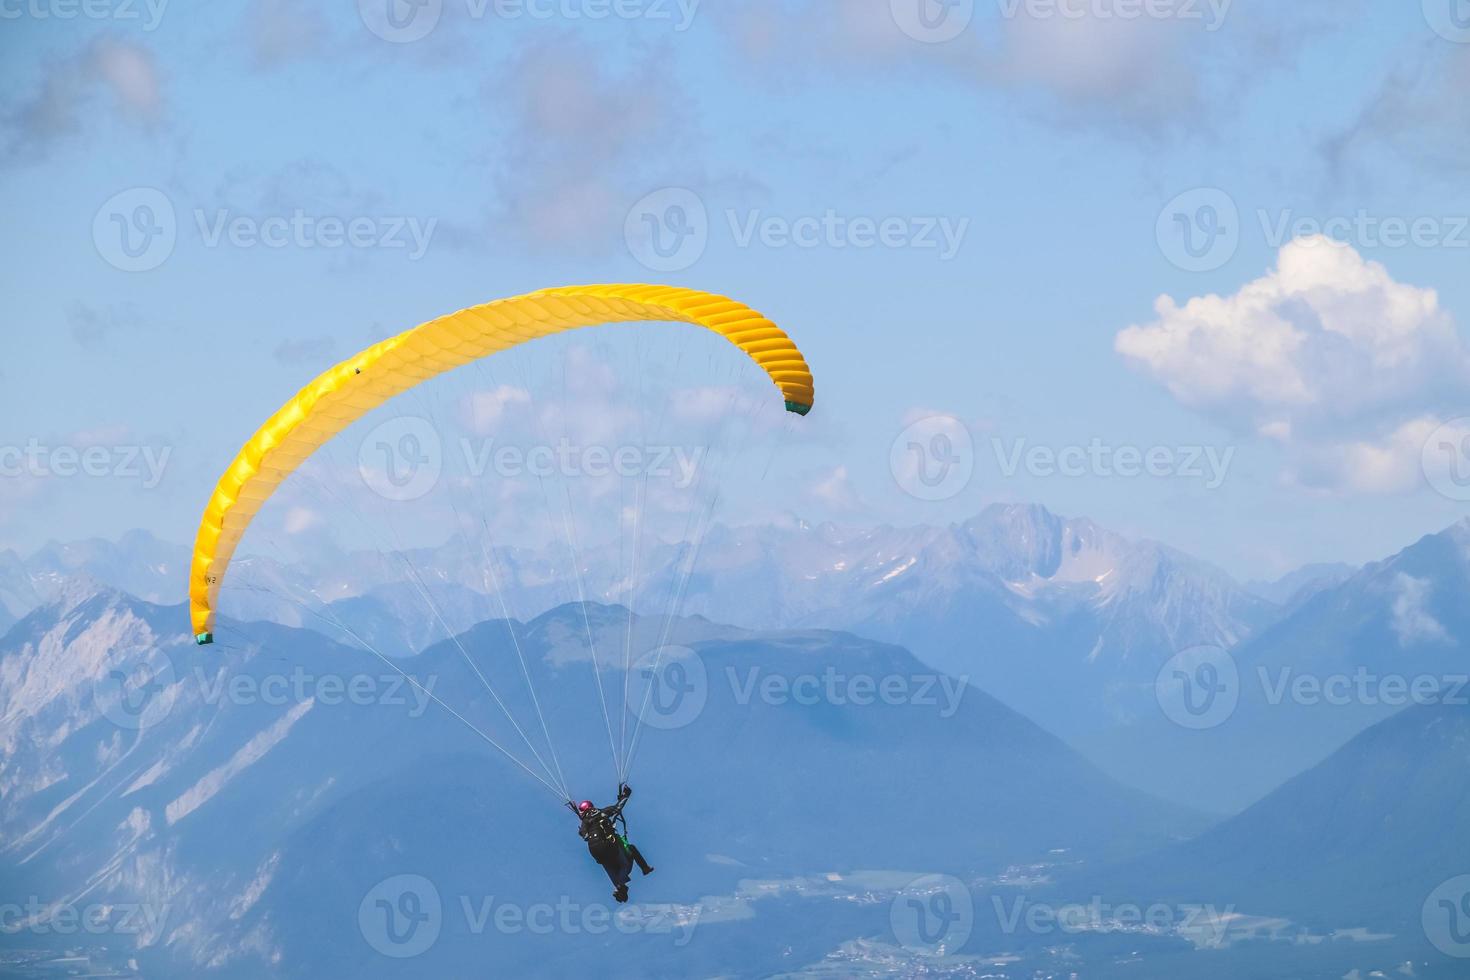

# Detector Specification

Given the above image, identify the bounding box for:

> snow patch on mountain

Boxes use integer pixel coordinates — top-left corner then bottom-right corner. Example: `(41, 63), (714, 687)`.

(165, 699), (313, 825)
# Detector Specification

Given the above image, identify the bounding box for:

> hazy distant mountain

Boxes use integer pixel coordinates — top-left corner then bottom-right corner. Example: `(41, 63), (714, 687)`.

(1088, 519), (1470, 813)
(1100, 697), (1470, 937)
(0, 585), (1201, 978)
(17, 512), (1466, 816)
(2, 507), (1283, 761)
(1245, 562), (1357, 608)
(0, 529), (189, 636)
(224, 504), (1284, 754)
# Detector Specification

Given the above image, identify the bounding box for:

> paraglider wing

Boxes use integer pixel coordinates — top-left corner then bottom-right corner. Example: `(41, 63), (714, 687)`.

(188, 284), (814, 644)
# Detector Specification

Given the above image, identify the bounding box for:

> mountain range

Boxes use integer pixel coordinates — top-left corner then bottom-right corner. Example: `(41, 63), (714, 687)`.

(0, 587), (1202, 977)
(6, 506), (1466, 814)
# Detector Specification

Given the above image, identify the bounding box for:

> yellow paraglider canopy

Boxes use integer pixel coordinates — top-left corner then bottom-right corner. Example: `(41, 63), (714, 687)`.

(188, 284), (814, 643)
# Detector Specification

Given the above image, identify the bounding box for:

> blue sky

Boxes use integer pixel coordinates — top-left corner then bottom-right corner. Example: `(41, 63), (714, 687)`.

(3, 0), (1469, 579)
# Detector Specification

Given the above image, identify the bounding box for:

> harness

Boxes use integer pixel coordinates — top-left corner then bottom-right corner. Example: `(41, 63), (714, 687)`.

(571, 786), (633, 854)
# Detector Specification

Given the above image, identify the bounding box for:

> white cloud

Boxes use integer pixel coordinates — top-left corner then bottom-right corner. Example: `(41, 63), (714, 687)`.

(807, 464), (865, 514)
(1388, 572), (1448, 648)
(283, 507), (320, 534)
(462, 385), (532, 435)
(1116, 238), (1470, 492)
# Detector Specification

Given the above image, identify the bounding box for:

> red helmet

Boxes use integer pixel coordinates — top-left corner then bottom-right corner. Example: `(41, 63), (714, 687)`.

(577, 800), (594, 813)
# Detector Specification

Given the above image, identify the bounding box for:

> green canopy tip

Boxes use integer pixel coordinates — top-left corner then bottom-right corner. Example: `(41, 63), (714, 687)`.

(195, 632), (214, 646)
(784, 400), (812, 416)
